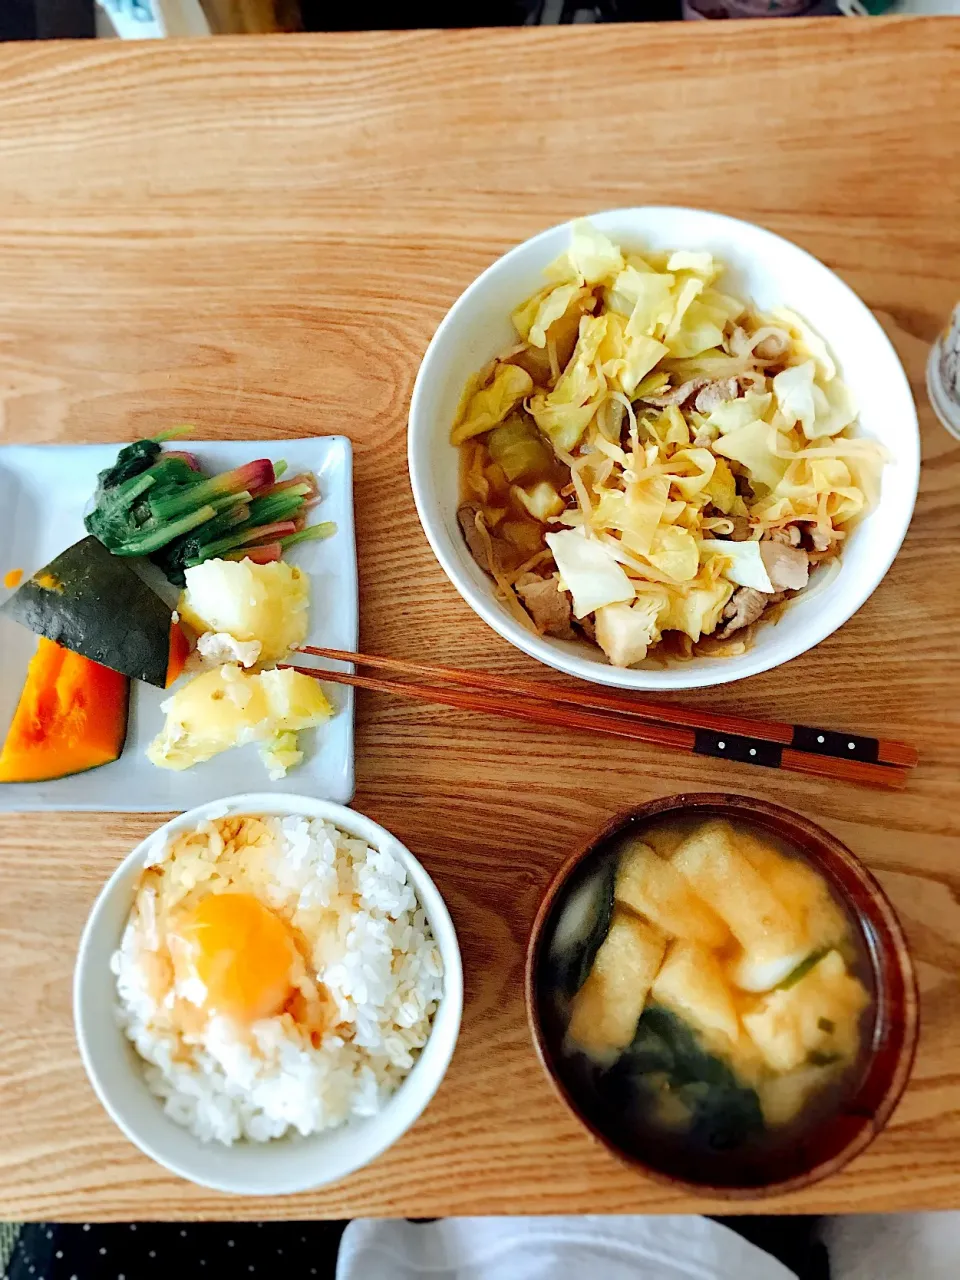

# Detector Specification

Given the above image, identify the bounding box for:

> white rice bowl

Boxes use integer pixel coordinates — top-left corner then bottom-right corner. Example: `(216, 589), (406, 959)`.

(74, 795), (462, 1195)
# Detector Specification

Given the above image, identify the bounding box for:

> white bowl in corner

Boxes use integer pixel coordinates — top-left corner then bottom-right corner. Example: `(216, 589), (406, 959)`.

(408, 207), (919, 690)
(74, 794), (463, 1196)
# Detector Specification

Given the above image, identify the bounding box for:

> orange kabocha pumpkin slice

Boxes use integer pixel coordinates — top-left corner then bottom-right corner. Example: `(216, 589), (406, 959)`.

(0, 637), (129, 782)
(166, 618), (191, 687)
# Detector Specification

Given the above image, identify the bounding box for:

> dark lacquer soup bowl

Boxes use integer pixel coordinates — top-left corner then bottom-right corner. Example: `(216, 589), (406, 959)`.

(525, 793), (918, 1198)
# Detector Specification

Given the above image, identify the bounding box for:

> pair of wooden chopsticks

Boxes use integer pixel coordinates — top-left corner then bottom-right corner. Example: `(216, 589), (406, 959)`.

(283, 647), (917, 791)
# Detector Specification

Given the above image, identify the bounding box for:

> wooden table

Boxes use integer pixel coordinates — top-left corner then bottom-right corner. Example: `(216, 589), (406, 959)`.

(0, 17), (959, 1222)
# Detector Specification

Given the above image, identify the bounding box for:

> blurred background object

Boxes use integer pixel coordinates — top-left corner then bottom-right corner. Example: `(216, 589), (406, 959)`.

(927, 304), (960, 441)
(2, 0), (95, 37)
(95, 0), (208, 35)
(93, 0), (299, 34)
(3, 0), (958, 38)
(92, 0), (300, 36)
(682, 0), (817, 15)
(199, 0), (301, 31)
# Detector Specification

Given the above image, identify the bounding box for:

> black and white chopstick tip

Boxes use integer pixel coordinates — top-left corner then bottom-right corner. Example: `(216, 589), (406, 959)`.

(791, 726), (880, 763)
(693, 731), (783, 769)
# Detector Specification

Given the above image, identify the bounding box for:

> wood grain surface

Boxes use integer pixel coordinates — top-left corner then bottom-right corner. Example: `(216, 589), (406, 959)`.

(0, 18), (959, 1221)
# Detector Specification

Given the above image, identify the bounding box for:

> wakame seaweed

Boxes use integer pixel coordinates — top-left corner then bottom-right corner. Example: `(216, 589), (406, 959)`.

(613, 1006), (764, 1152)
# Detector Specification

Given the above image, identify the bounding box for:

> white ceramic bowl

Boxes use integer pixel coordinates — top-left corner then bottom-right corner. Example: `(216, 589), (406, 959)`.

(408, 207), (919, 690)
(74, 794), (463, 1196)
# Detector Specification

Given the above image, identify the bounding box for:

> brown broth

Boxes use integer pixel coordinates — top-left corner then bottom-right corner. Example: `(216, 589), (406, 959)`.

(458, 432), (566, 576)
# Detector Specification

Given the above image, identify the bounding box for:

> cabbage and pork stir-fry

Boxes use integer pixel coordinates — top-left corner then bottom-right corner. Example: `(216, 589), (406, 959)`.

(452, 222), (886, 666)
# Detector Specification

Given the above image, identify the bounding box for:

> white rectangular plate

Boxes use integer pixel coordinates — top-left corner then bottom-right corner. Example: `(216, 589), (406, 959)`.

(0, 438), (357, 812)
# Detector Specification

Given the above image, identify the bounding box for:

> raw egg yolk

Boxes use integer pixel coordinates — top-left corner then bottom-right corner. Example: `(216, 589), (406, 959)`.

(172, 892), (297, 1022)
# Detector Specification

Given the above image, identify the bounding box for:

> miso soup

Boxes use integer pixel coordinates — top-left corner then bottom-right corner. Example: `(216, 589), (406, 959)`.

(538, 814), (876, 1188)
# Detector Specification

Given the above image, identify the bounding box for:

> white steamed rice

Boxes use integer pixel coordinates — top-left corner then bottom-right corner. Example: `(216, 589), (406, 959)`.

(112, 815), (444, 1145)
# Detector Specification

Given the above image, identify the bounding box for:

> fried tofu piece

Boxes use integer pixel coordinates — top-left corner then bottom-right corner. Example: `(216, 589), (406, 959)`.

(671, 820), (807, 990)
(737, 828), (849, 954)
(757, 1064), (836, 1128)
(651, 941), (740, 1045)
(615, 840), (729, 948)
(741, 949), (870, 1073)
(567, 908), (667, 1061)
(640, 823), (688, 862)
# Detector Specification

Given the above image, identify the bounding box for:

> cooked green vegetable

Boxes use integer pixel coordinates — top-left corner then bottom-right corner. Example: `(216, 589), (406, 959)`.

(145, 462), (270, 524)
(487, 416), (554, 484)
(0, 536), (179, 687)
(151, 494), (332, 585)
(194, 518), (335, 565)
(617, 1007), (764, 1152)
(150, 504), (252, 584)
(86, 436), (326, 583)
(95, 438), (163, 490)
(93, 427), (195, 492)
(777, 947), (829, 991)
(86, 454), (273, 558)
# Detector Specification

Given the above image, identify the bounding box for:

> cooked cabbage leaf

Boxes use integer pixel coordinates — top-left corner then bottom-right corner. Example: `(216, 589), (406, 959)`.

(528, 283), (585, 349)
(598, 312), (670, 397)
(665, 277), (705, 339)
(706, 391), (772, 435)
(703, 457), (737, 513)
(660, 573), (733, 642)
(451, 364), (533, 444)
(548, 220), (624, 287)
(645, 525), (700, 582)
(810, 377), (857, 439)
(545, 528), (635, 618)
(667, 250), (718, 279)
(529, 315), (609, 451)
(773, 361), (816, 435)
(667, 447), (717, 501)
(714, 421), (790, 491)
(621, 271), (676, 338)
(700, 539), (774, 592)
(592, 475), (671, 557)
(771, 307), (837, 381)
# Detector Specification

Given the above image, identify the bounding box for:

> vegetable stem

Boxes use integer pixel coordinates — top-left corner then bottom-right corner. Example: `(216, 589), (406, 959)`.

(777, 948), (829, 991)
(280, 522), (337, 550)
(258, 475), (317, 502)
(225, 543), (282, 564)
(152, 425), (193, 443)
(191, 519), (299, 563)
(114, 471), (157, 509)
(209, 490), (253, 514)
(245, 491), (308, 527)
(150, 459), (275, 521)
